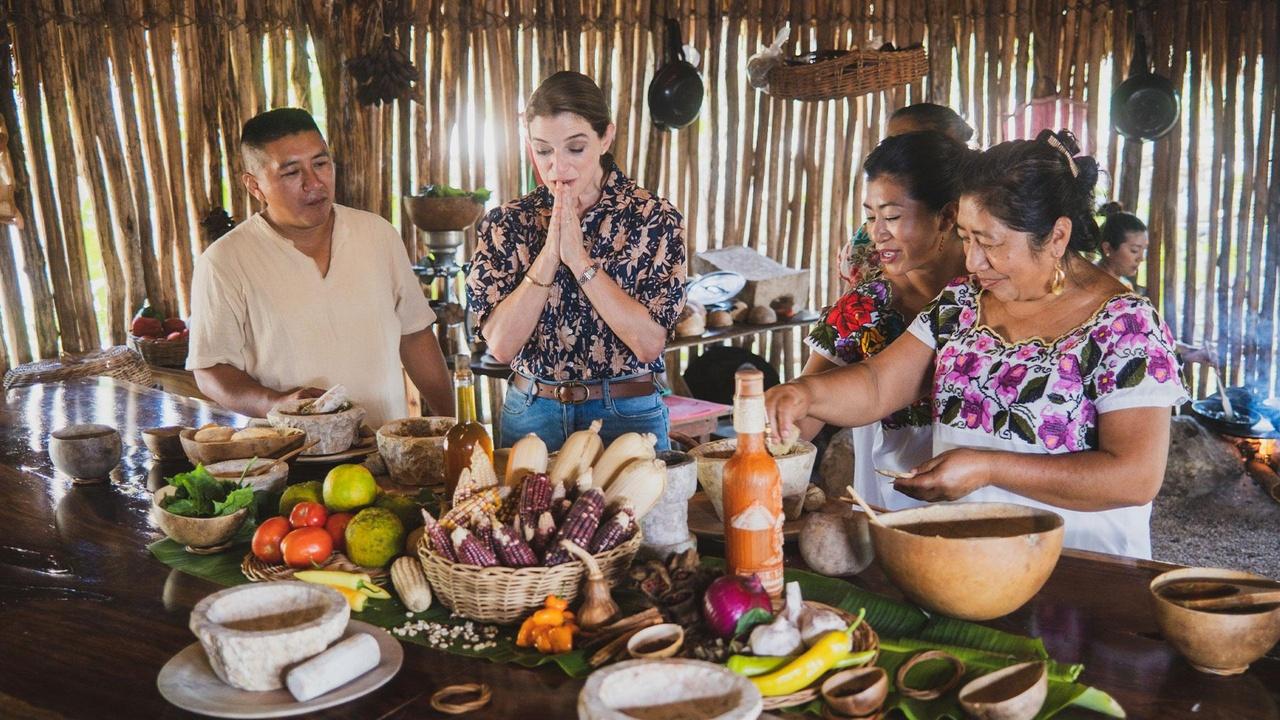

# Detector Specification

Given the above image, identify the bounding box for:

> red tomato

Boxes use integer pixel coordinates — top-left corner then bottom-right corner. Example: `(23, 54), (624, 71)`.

(289, 501), (328, 529)
(324, 512), (353, 551)
(250, 516), (292, 564)
(162, 317), (186, 333)
(130, 316), (163, 338)
(280, 527), (333, 569)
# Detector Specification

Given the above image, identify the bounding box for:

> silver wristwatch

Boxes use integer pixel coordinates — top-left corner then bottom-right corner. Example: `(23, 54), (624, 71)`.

(577, 262), (599, 285)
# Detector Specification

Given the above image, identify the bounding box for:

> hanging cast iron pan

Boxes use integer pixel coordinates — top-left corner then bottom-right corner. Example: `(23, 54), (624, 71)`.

(1111, 34), (1180, 141)
(647, 18), (704, 130)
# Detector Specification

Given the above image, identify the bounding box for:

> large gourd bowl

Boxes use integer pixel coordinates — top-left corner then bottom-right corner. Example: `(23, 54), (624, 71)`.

(1150, 566), (1280, 676)
(869, 502), (1064, 621)
(178, 426), (305, 465)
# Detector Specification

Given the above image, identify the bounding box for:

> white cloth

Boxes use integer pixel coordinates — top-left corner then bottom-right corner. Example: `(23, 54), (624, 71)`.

(186, 205), (435, 427)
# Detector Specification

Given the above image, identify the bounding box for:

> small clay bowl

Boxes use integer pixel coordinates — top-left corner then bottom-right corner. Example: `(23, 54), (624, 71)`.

(142, 425), (189, 461)
(957, 661), (1047, 720)
(821, 666), (888, 718)
(49, 424), (122, 483)
(1151, 566), (1280, 675)
(626, 623), (685, 659)
(151, 485), (249, 554)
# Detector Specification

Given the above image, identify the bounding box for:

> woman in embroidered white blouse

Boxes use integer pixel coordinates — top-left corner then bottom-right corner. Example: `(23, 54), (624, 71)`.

(766, 130), (1187, 558)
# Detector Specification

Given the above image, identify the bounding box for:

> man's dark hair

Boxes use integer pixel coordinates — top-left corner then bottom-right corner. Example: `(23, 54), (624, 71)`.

(241, 108), (322, 151)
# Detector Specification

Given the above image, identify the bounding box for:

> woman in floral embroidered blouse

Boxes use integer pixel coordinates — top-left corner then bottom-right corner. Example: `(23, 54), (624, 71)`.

(769, 130), (1187, 558)
(466, 71), (686, 452)
(801, 132), (971, 510)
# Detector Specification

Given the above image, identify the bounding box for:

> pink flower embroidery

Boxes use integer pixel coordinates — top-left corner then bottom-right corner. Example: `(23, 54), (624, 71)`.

(1037, 411), (1077, 451)
(974, 335), (996, 352)
(1052, 354), (1084, 394)
(945, 352), (991, 386)
(1148, 350), (1176, 383)
(1110, 312), (1151, 347)
(995, 363), (1029, 403)
(960, 387), (994, 432)
(959, 307), (977, 326)
(1097, 370), (1116, 394)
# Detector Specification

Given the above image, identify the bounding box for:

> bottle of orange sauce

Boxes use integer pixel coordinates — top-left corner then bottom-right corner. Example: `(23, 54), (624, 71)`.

(722, 367), (784, 603)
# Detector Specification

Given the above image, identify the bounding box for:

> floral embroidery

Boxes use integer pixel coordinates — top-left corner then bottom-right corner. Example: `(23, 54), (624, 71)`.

(839, 224), (881, 288)
(807, 278), (930, 429)
(924, 279), (1188, 452)
(465, 163), (687, 381)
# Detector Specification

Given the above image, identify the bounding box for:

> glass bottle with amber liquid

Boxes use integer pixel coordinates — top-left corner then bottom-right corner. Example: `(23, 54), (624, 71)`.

(722, 367), (784, 601)
(444, 354), (493, 500)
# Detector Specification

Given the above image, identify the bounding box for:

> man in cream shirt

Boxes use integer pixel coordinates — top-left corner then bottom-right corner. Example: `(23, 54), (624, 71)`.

(187, 108), (452, 427)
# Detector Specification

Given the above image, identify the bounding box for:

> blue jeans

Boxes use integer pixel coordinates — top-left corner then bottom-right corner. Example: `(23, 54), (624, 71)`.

(499, 375), (671, 453)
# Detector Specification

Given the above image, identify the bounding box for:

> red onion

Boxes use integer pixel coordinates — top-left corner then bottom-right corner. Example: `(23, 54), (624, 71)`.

(701, 574), (774, 638)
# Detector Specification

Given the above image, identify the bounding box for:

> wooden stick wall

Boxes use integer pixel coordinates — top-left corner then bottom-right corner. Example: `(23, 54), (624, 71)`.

(0, 0), (1276, 396)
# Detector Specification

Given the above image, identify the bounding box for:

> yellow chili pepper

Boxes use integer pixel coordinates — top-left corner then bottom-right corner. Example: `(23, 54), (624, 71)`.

(750, 609), (867, 697)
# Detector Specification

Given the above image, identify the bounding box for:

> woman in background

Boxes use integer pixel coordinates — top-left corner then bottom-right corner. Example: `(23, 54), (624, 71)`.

(1095, 202), (1149, 290)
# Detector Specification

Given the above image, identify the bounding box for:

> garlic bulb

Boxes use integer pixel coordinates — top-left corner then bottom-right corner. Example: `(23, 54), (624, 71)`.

(749, 613), (803, 656)
(799, 605), (847, 647)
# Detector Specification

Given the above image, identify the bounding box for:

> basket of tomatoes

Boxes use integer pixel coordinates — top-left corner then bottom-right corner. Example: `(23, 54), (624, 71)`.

(127, 302), (189, 368)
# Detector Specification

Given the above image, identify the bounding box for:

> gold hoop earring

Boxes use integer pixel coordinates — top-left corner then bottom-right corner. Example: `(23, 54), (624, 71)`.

(1050, 261), (1066, 296)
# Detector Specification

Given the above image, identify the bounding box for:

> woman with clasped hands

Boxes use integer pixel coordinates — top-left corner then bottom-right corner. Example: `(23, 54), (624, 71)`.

(466, 71), (686, 452)
(766, 130), (1187, 558)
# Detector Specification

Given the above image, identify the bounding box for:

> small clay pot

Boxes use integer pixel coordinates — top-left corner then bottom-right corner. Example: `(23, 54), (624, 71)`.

(626, 623), (685, 659)
(957, 661), (1047, 720)
(142, 425), (189, 461)
(821, 666), (888, 718)
(49, 424), (122, 482)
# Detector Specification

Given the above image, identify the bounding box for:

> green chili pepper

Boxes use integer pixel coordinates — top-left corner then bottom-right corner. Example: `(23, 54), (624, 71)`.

(749, 609), (867, 696)
(726, 648), (877, 677)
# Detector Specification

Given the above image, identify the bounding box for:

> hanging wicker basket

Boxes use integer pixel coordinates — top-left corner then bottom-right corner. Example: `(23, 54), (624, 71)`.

(766, 46), (928, 101)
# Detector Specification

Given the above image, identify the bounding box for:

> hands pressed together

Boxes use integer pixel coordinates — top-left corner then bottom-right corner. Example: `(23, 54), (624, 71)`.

(530, 181), (592, 285)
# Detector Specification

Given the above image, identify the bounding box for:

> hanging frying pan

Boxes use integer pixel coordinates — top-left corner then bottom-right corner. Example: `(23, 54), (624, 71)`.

(1111, 34), (1180, 141)
(647, 18), (704, 130)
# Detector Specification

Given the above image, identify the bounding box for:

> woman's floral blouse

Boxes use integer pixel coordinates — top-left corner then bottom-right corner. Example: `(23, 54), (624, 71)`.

(838, 223), (879, 289)
(909, 278), (1188, 452)
(466, 163), (687, 381)
(806, 278), (932, 429)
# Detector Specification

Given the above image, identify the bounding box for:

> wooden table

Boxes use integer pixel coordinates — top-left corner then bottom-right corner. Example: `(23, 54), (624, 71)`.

(2, 377), (1278, 719)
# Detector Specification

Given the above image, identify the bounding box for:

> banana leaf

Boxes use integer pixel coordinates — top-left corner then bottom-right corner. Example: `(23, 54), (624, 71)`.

(150, 543), (1122, 716)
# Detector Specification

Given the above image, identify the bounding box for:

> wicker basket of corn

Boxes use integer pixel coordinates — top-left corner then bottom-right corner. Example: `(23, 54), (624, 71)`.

(417, 428), (664, 624)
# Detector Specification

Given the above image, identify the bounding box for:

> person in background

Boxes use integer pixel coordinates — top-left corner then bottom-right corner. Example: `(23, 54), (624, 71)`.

(1095, 202), (1148, 290)
(466, 71), (686, 452)
(187, 108), (453, 427)
(838, 103), (976, 290)
(769, 130), (1187, 558)
(799, 132), (972, 509)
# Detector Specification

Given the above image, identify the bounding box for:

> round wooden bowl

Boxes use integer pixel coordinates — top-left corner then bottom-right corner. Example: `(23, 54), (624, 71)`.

(404, 195), (484, 232)
(868, 502), (1064, 621)
(179, 426), (306, 465)
(49, 423), (122, 482)
(151, 485), (250, 554)
(1151, 567), (1280, 675)
(142, 425), (189, 461)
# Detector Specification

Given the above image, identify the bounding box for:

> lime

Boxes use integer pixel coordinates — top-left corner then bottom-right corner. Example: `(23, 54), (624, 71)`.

(374, 492), (424, 530)
(278, 481), (323, 517)
(344, 507), (405, 568)
(322, 464), (378, 512)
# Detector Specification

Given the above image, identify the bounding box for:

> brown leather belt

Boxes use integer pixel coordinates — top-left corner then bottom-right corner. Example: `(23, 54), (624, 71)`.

(511, 373), (656, 404)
